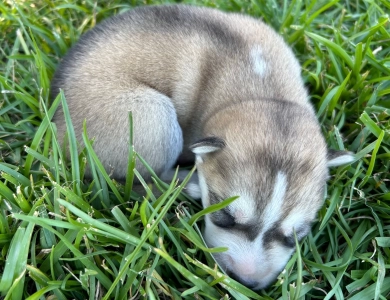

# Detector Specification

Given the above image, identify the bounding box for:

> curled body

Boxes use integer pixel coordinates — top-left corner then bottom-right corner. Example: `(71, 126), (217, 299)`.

(51, 5), (354, 290)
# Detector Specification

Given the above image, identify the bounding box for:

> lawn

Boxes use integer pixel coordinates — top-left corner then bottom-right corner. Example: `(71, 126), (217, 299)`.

(0, 0), (389, 299)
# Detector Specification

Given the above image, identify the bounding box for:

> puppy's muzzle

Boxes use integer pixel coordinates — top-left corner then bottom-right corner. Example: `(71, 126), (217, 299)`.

(228, 271), (260, 290)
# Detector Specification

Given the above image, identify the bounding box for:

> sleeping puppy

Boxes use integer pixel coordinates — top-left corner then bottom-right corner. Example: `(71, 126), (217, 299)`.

(51, 5), (354, 290)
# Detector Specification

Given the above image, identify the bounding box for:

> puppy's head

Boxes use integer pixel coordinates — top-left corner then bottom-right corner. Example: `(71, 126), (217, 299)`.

(189, 101), (354, 290)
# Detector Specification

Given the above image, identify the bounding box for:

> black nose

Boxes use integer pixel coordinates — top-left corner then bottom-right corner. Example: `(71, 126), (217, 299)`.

(229, 272), (259, 290)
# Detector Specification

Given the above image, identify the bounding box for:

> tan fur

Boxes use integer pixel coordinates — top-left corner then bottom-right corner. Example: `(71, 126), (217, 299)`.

(52, 5), (313, 177)
(52, 5), (354, 289)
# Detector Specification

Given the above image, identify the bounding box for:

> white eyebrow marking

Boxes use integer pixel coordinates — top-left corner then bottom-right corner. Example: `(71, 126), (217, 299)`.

(250, 45), (267, 76)
(262, 172), (287, 230)
(229, 192), (256, 224)
(228, 172), (287, 225)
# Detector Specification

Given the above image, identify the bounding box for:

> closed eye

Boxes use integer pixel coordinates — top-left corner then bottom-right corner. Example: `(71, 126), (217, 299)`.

(211, 208), (236, 229)
(282, 235), (296, 248)
(213, 217), (236, 228)
(263, 226), (310, 249)
(208, 190), (236, 228)
(283, 228), (310, 248)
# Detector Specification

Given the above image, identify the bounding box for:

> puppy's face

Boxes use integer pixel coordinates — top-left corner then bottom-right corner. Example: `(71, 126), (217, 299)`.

(189, 106), (354, 289)
(192, 145), (326, 289)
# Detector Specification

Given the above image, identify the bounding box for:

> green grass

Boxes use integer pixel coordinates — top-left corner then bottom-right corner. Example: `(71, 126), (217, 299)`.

(0, 0), (389, 299)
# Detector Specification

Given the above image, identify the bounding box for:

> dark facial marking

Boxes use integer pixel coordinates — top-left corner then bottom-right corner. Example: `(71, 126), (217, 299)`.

(208, 190), (221, 205)
(263, 224), (310, 249)
(208, 190), (261, 240)
(208, 190), (235, 228)
(211, 208), (236, 228)
(210, 210), (260, 241)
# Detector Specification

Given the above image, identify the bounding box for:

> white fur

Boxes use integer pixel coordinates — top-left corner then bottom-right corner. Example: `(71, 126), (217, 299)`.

(205, 218), (295, 290)
(280, 209), (311, 238)
(250, 45), (267, 76)
(195, 155), (203, 164)
(183, 155), (204, 199)
(186, 182), (202, 199)
(229, 172), (287, 225)
(262, 172), (287, 229)
(191, 145), (221, 155)
(196, 168), (210, 208)
(202, 172), (297, 289)
(327, 153), (355, 167)
(229, 193), (256, 224)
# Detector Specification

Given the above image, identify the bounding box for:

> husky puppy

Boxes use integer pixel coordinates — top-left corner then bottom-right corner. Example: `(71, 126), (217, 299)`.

(51, 5), (354, 290)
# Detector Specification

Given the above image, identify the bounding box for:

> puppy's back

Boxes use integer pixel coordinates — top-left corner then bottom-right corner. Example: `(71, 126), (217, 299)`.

(52, 5), (310, 116)
(51, 5), (313, 175)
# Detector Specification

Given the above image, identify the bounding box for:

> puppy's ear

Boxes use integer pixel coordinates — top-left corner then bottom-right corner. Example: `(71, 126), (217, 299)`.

(327, 149), (355, 167)
(189, 136), (225, 155)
